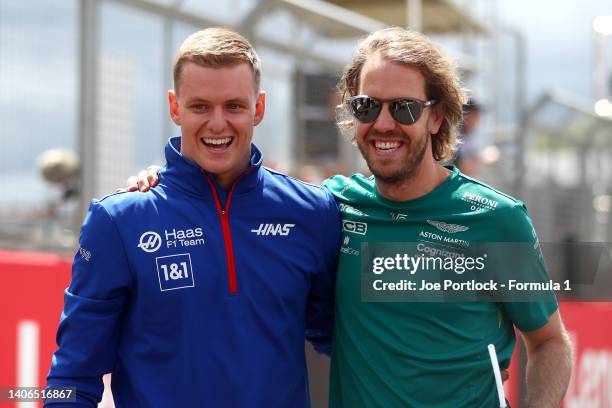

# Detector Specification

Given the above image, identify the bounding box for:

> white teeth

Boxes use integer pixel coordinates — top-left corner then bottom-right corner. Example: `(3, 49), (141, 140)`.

(375, 141), (400, 150)
(202, 137), (232, 145)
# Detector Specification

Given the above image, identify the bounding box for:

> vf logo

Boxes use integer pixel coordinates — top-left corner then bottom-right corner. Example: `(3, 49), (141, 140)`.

(138, 231), (162, 253)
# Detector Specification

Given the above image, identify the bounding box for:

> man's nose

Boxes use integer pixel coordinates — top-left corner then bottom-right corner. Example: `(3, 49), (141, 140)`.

(207, 107), (226, 133)
(372, 104), (396, 133)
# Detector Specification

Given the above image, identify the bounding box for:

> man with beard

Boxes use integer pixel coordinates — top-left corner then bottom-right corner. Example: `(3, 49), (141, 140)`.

(126, 28), (572, 407)
(324, 28), (571, 407)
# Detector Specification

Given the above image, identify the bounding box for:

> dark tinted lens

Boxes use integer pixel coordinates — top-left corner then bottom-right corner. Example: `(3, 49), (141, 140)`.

(349, 97), (381, 123)
(391, 98), (423, 125)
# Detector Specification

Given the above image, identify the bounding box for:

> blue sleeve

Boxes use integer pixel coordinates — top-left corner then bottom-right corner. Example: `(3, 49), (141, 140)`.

(305, 190), (341, 356)
(45, 200), (132, 407)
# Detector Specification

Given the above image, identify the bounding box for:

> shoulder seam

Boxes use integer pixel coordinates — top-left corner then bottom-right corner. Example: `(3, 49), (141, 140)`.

(263, 166), (327, 192)
(456, 172), (522, 204)
(97, 190), (130, 202)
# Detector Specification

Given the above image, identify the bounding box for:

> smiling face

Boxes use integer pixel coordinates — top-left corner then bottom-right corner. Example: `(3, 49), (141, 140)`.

(168, 62), (265, 189)
(354, 53), (442, 185)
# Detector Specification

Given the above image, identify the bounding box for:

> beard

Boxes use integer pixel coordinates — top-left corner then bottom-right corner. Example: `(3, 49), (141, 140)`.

(357, 129), (429, 185)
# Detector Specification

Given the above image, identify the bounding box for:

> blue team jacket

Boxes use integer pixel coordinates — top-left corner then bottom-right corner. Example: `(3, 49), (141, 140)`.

(46, 137), (341, 407)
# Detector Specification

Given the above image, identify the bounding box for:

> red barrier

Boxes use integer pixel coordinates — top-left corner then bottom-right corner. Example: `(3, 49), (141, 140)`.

(0, 250), (71, 408)
(561, 302), (612, 407)
(504, 302), (612, 407)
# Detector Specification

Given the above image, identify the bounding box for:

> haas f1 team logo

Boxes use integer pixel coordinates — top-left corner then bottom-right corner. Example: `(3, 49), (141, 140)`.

(138, 228), (204, 252)
(138, 231), (162, 253)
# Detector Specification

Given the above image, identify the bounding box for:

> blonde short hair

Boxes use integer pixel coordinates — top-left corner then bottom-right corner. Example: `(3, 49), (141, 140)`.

(337, 27), (467, 161)
(173, 27), (261, 93)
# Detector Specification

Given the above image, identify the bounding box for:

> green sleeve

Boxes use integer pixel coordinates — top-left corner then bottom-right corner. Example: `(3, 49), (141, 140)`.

(499, 202), (558, 331)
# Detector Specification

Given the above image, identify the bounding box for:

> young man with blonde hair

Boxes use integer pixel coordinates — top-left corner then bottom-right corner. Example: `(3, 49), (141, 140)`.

(128, 27), (572, 407)
(46, 28), (340, 407)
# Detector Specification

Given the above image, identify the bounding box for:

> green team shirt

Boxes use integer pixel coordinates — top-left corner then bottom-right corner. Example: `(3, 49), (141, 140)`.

(323, 166), (558, 408)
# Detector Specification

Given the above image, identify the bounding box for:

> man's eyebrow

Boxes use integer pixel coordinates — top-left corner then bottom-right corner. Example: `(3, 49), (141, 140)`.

(226, 97), (250, 104)
(184, 97), (250, 104)
(185, 97), (209, 104)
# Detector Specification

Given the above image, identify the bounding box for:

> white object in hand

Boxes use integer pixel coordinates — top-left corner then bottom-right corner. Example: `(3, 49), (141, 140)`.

(488, 343), (508, 408)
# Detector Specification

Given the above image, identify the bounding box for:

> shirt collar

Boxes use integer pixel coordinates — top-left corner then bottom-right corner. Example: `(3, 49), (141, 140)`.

(160, 136), (264, 200)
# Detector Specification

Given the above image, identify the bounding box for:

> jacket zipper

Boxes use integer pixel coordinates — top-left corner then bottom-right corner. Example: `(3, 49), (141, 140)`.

(204, 168), (251, 294)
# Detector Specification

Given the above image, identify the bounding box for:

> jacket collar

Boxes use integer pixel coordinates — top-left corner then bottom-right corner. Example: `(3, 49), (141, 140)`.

(159, 136), (264, 201)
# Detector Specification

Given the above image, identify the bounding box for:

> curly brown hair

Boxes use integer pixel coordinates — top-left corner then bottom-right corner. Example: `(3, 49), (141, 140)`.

(337, 27), (467, 161)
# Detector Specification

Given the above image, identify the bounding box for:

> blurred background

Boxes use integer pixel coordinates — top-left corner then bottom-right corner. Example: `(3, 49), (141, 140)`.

(1, 0), (611, 407)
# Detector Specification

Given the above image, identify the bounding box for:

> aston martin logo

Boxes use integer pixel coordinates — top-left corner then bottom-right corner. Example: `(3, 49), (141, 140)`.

(426, 220), (469, 234)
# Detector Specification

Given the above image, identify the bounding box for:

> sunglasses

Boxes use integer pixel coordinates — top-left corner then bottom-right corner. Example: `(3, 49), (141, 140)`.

(347, 95), (437, 125)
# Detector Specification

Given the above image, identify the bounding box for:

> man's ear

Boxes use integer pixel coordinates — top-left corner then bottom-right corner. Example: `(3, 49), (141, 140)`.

(427, 103), (444, 135)
(253, 91), (266, 126)
(168, 90), (181, 126)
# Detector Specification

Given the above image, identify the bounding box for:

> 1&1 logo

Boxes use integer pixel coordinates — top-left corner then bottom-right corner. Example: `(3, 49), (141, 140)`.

(156, 253), (194, 291)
